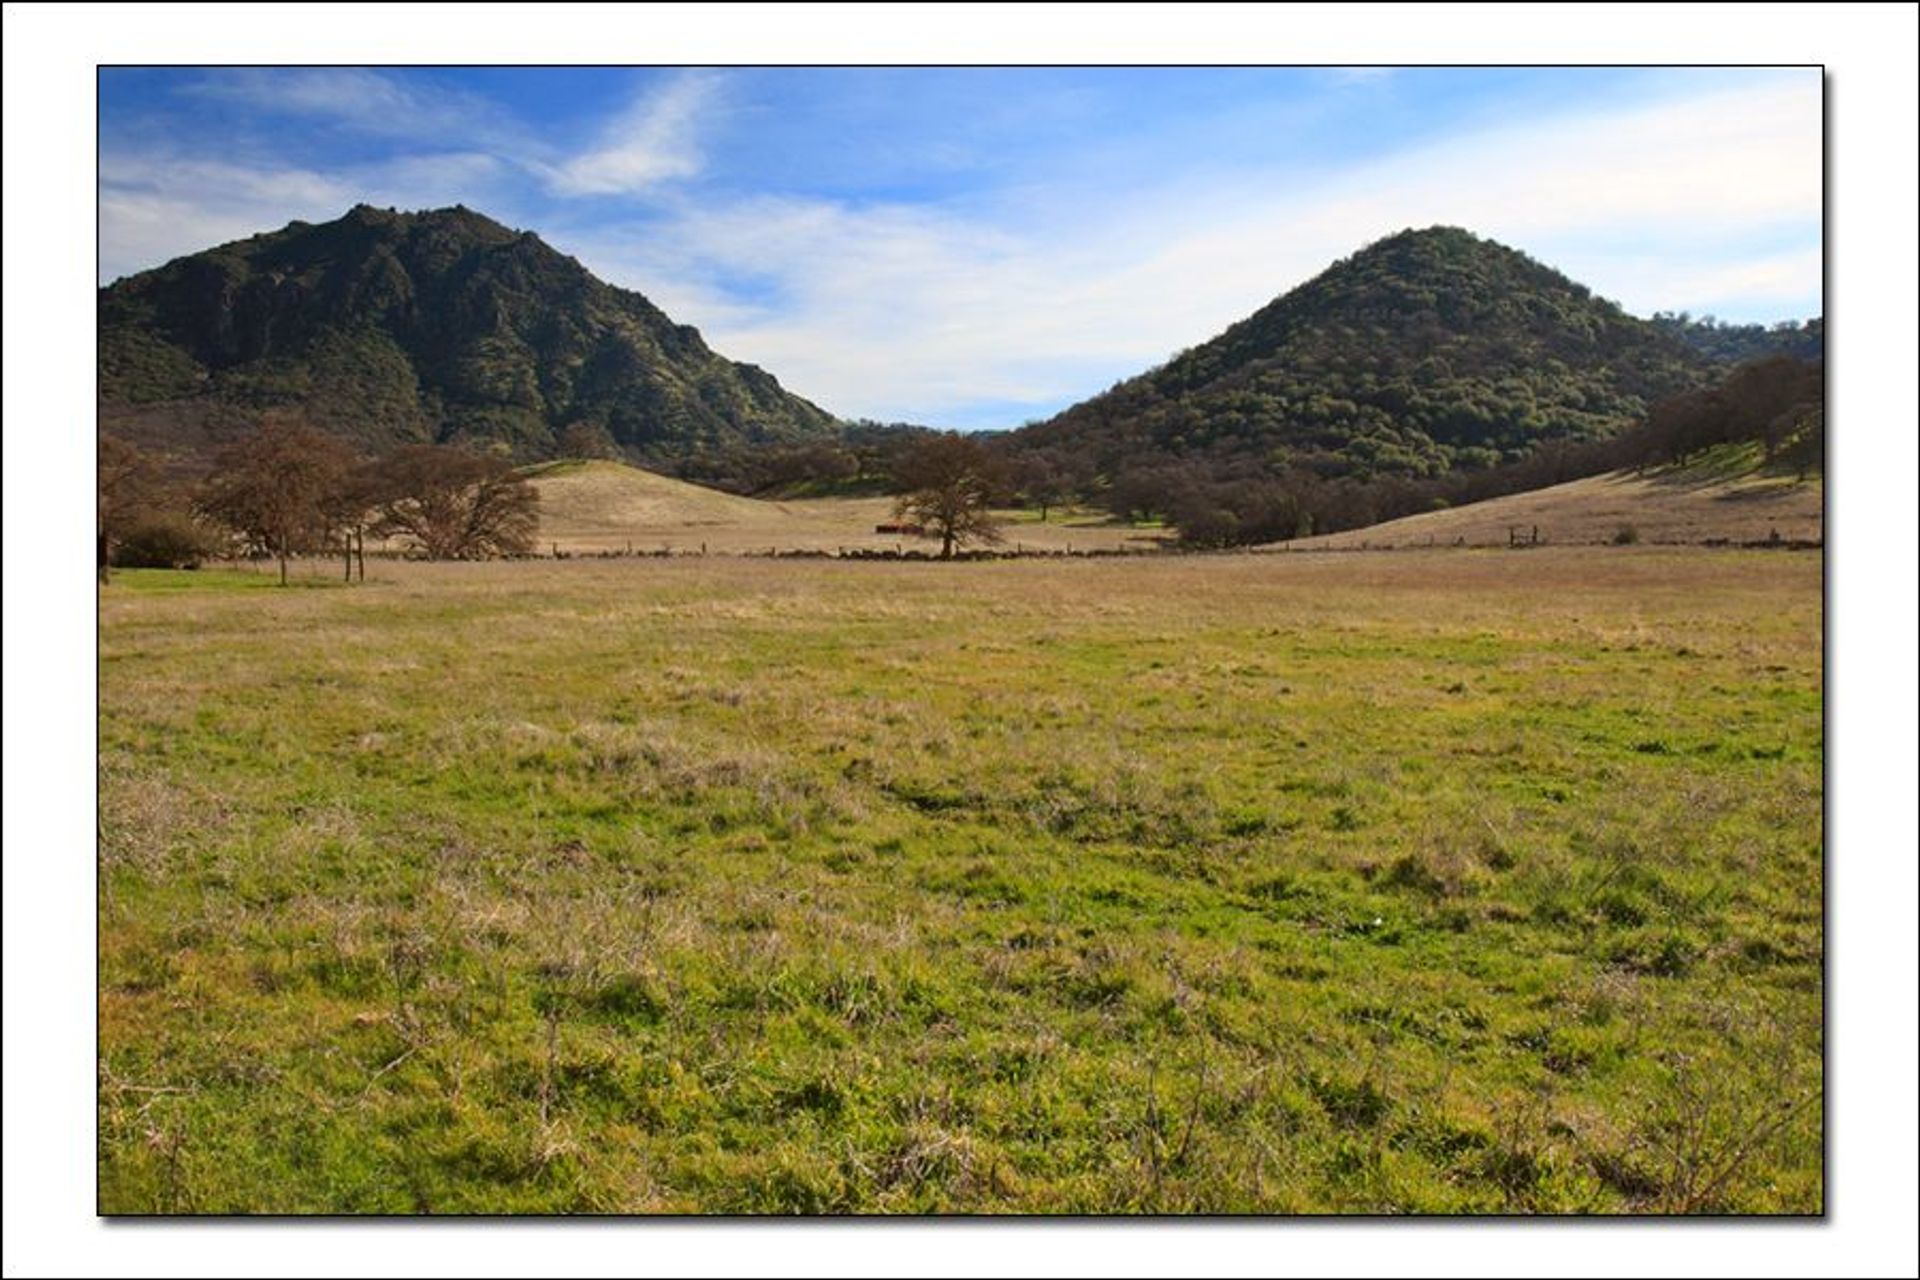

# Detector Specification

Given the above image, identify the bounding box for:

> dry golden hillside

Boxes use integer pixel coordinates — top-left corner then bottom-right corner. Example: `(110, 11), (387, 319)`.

(524, 459), (1155, 555)
(1276, 465), (1822, 551)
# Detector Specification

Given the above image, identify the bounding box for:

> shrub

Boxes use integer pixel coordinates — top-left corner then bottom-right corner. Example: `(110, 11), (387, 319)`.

(1612, 524), (1641, 546)
(112, 512), (219, 569)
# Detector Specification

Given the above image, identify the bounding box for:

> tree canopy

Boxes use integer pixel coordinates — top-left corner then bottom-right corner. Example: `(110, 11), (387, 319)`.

(1011, 227), (1715, 485)
(370, 444), (540, 560)
(196, 418), (353, 583)
(98, 204), (839, 466)
(890, 433), (1009, 559)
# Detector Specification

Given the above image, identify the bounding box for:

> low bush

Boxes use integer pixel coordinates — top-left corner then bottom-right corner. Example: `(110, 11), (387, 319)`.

(113, 512), (220, 569)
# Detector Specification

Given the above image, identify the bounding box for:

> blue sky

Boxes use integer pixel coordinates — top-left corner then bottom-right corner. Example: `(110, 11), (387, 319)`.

(99, 66), (1822, 429)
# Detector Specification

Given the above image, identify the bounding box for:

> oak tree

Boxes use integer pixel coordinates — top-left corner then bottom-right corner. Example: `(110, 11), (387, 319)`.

(372, 444), (538, 560)
(97, 434), (159, 583)
(198, 419), (353, 585)
(890, 433), (1007, 560)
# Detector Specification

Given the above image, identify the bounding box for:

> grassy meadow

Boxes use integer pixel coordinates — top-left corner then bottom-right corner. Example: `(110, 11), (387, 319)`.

(1284, 450), (1823, 551)
(522, 459), (1158, 556)
(97, 549), (1823, 1213)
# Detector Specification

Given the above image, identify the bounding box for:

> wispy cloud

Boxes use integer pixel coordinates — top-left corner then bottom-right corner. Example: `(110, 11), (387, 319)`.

(537, 73), (719, 197)
(1320, 67), (1397, 87)
(97, 70), (721, 279)
(184, 68), (536, 152)
(551, 77), (1821, 426)
(98, 69), (1819, 427)
(97, 150), (513, 282)
(1560, 246), (1825, 319)
(180, 67), (719, 201)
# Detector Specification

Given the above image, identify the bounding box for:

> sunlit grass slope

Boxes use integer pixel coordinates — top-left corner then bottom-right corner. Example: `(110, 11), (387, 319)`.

(98, 550), (1821, 1213)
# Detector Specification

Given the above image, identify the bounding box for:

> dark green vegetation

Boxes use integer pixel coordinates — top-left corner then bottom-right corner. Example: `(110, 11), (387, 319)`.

(1015, 227), (1713, 482)
(676, 421), (942, 500)
(1651, 313), (1824, 366)
(98, 205), (839, 465)
(99, 552), (1821, 1213)
(96, 208), (1824, 537)
(989, 227), (1828, 549)
(1638, 356), (1823, 476)
(1068, 355), (1824, 550)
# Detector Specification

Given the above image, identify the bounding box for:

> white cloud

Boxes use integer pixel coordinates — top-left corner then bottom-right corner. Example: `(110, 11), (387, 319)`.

(1537, 245), (1824, 319)
(1321, 67), (1397, 86)
(97, 151), (512, 282)
(538, 73), (717, 197)
(97, 72), (1820, 427)
(94, 70), (721, 281)
(544, 197), (1111, 420)
(553, 77), (1821, 425)
(179, 67), (719, 202)
(185, 68), (537, 153)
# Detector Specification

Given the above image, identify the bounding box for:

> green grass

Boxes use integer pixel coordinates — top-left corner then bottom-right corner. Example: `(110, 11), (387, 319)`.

(1642, 441), (1818, 493)
(97, 550), (1823, 1213)
(107, 567), (349, 593)
(999, 504), (1131, 528)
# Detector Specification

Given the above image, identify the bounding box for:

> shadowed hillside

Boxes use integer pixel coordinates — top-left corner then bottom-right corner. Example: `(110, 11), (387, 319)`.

(1275, 449), (1822, 550)
(1013, 226), (1711, 481)
(98, 204), (839, 463)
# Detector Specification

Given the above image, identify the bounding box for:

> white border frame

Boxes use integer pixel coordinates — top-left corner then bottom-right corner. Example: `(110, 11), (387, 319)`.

(7, 5), (1915, 1277)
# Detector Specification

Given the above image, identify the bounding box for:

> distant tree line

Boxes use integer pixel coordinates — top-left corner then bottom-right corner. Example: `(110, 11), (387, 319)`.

(1001, 228), (1718, 492)
(1650, 313), (1824, 365)
(984, 355), (1823, 549)
(667, 419), (941, 497)
(569, 355), (1823, 554)
(100, 355), (1820, 576)
(99, 413), (539, 584)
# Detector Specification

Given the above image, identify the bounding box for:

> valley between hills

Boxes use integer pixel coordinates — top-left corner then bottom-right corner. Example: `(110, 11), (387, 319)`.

(96, 204), (1825, 1216)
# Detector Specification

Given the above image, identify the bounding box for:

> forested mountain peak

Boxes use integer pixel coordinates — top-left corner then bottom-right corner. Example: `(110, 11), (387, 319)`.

(98, 204), (839, 463)
(1013, 225), (1713, 480)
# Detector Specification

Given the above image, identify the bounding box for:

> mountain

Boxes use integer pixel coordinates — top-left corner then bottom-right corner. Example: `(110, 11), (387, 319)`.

(98, 204), (839, 463)
(1011, 226), (1713, 481)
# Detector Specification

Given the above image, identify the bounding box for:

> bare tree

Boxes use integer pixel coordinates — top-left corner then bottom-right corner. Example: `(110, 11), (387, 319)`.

(98, 434), (159, 584)
(320, 457), (388, 581)
(891, 432), (1008, 560)
(372, 444), (538, 560)
(1012, 451), (1068, 522)
(197, 419), (353, 585)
